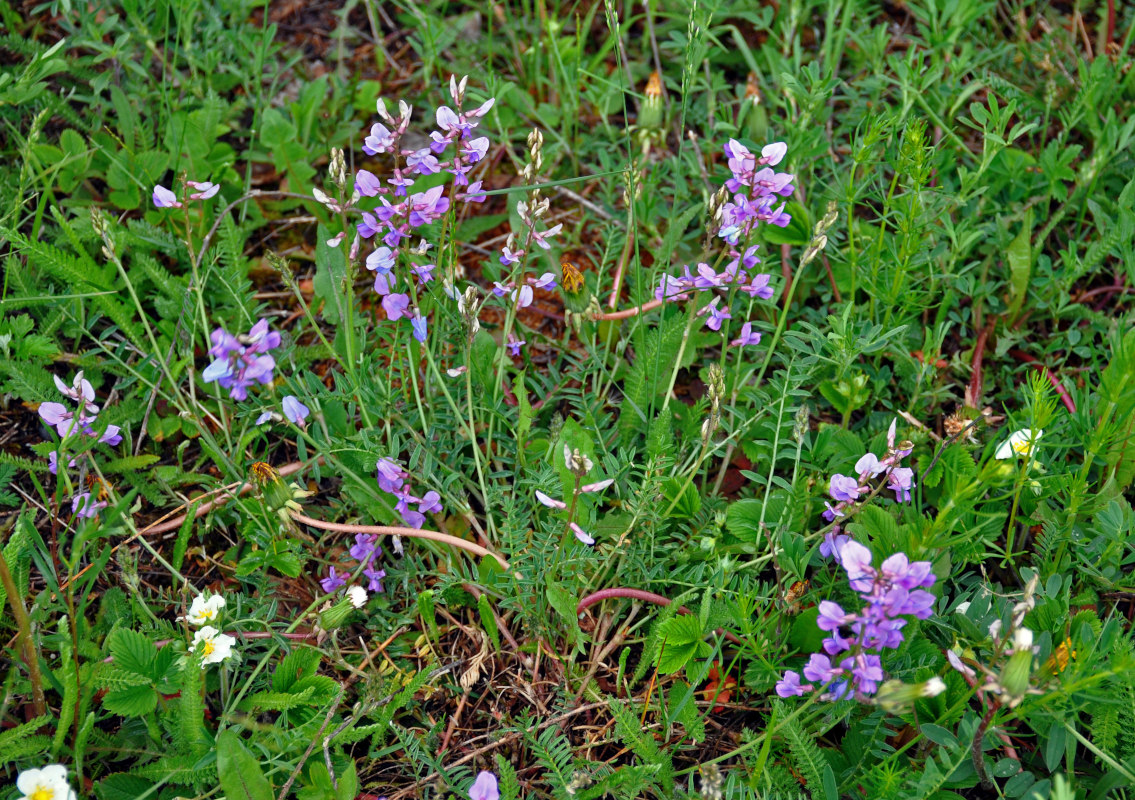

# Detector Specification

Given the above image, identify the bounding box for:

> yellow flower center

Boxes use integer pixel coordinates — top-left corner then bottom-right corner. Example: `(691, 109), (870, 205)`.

(200, 639), (216, 657)
(1011, 439), (1032, 455)
(32, 786), (55, 800)
(202, 608), (215, 620)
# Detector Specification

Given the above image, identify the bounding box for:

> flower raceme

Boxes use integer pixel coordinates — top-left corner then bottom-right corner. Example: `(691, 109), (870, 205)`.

(152, 180), (219, 208)
(533, 446), (614, 546)
(202, 319), (281, 401)
(652, 139), (790, 341)
(353, 76), (494, 346)
(776, 540), (936, 702)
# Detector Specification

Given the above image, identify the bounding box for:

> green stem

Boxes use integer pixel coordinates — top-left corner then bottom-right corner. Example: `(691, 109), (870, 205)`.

(0, 544), (46, 718)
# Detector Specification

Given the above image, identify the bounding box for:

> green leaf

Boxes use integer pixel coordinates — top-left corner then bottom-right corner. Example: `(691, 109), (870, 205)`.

(216, 729), (274, 800)
(660, 477), (701, 519)
(656, 614), (711, 674)
(273, 646), (322, 693)
(1006, 207), (1033, 320)
(102, 682), (158, 717)
(260, 108), (297, 150)
(107, 628), (155, 676)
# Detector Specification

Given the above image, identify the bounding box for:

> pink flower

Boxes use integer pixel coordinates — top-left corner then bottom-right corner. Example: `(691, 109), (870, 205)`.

(185, 180), (220, 200)
(469, 771), (499, 800)
(383, 293), (410, 321)
(570, 522), (595, 546)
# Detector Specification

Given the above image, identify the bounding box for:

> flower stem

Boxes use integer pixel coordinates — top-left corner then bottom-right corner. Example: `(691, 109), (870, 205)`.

(0, 543), (46, 718)
(289, 512), (509, 570)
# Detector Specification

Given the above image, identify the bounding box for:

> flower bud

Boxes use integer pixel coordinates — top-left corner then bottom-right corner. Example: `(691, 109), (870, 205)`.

(998, 644), (1034, 705)
(319, 595), (357, 630)
(637, 72), (665, 131)
(873, 677), (947, 711)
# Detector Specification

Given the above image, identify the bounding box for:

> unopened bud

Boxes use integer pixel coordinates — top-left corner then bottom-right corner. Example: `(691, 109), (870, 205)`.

(319, 595), (357, 630)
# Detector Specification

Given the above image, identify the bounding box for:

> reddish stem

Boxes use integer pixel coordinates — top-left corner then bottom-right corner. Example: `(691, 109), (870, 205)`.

(966, 320), (996, 408)
(1010, 350), (1076, 414)
(576, 587), (743, 645)
(592, 298), (667, 321)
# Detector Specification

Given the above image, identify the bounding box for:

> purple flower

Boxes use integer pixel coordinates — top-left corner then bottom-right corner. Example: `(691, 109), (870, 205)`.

(762, 142), (788, 165)
(530, 223), (562, 250)
(202, 321), (281, 401)
(692, 263), (721, 289)
(418, 490), (442, 514)
(282, 395), (310, 426)
(775, 671), (812, 697)
(570, 522), (595, 546)
(462, 180), (487, 203)
(500, 246), (523, 266)
(838, 540), (875, 591)
(358, 213), (379, 239)
(350, 534), (378, 562)
(462, 136), (489, 163)
(730, 322), (762, 348)
(388, 172), (415, 196)
(469, 771), (499, 800)
(407, 186), (449, 227)
(880, 553), (934, 590)
(320, 567), (346, 593)
(854, 453), (885, 477)
(535, 490), (567, 509)
(888, 467), (914, 502)
(655, 274), (686, 302)
(406, 148), (440, 175)
(819, 531), (850, 560)
(373, 271), (397, 296)
(152, 185), (182, 208)
(362, 122), (395, 155)
(355, 169), (383, 197)
(529, 272), (556, 289)
(185, 180), (220, 200)
(704, 305), (731, 332)
(411, 312), (428, 343)
(400, 508), (425, 528)
(367, 246), (396, 275)
(513, 285), (534, 309)
(48, 452), (76, 475)
(72, 492), (107, 519)
(376, 458), (406, 493)
(363, 565), (386, 593)
(382, 293), (410, 321)
(802, 653), (842, 684)
(816, 601), (853, 632)
(39, 402), (79, 438)
(828, 474), (860, 503)
(99, 425), (124, 446)
(412, 262), (436, 283)
(739, 273), (775, 299)
(506, 335), (526, 356)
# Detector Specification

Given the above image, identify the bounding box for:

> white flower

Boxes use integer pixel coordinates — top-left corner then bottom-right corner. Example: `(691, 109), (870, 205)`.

(995, 428), (1043, 460)
(16, 765), (76, 800)
(185, 594), (226, 627)
(1012, 627), (1034, 653)
(346, 586), (368, 609)
(921, 676), (946, 697)
(191, 626), (235, 667)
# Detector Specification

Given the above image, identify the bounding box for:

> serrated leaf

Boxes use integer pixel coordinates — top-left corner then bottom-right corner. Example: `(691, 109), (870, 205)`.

(656, 614), (710, 674)
(107, 628), (155, 676)
(240, 686), (316, 712)
(102, 682), (158, 717)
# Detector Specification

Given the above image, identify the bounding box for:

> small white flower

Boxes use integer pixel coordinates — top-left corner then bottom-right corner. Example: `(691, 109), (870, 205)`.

(16, 765), (76, 800)
(346, 586), (368, 609)
(988, 619), (1003, 642)
(921, 676), (946, 697)
(995, 428), (1043, 460)
(191, 625), (236, 667)
(1012, 627), (1034, 653)
(185, 594), (226, 627)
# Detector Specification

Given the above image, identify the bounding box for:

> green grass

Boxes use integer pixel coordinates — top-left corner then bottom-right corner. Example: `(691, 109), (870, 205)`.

(1, 0), (1135, 798)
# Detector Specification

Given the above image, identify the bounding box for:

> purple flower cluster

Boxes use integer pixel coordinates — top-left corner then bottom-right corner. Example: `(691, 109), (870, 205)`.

(718, 140), (793, 244)
(321, 533), (386, 594)
(352, 77), (494, 345)
(651, 139), (792, 340)
(776, 540), (936, 701)
(38, 373), (125, 457)
(376, 457), (443, 530)
(202, 319), (281, 401)
(819, 420), (915, 557)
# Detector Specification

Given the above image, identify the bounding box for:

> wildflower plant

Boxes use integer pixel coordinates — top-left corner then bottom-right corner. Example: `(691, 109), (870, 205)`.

(5, 8), (1135, 800)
